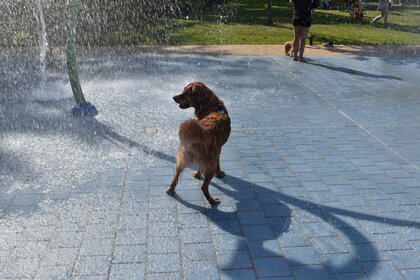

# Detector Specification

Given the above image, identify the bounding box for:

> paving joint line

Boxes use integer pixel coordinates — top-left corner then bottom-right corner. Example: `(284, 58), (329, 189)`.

(231, 123), (420, 131)
(277, 61), (419, 171)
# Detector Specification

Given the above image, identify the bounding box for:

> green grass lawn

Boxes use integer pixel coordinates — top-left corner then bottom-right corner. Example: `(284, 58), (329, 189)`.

(2, 0), (418, 47)
(123, 0), (420, 45)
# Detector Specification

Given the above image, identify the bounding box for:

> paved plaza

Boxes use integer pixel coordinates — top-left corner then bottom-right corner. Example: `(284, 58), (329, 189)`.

(0, 52), (419, 279)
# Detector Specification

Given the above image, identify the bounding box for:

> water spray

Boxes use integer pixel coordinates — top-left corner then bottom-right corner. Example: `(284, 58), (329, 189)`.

(67, 0), (98, 116)
(33, 0), (48, 96)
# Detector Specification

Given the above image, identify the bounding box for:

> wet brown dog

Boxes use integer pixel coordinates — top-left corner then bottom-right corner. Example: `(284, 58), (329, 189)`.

(166, 82), (231, 205)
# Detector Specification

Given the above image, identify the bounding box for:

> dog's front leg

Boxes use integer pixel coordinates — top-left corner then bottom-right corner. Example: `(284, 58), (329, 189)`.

(201, 174), (220, 205)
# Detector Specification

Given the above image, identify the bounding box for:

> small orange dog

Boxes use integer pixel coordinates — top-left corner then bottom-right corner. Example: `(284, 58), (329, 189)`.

(284, 41), (294, 56)
(167, 82), (231, 205)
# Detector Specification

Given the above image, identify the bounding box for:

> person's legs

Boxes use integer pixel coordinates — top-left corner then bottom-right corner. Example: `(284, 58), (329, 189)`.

(298, 27), (310, 62)
(383, 11), (389, 28)
(293, 25), (301, 61)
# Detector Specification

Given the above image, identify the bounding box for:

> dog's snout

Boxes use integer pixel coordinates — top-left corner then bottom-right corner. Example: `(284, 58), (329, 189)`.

(173, 93), (190, 109)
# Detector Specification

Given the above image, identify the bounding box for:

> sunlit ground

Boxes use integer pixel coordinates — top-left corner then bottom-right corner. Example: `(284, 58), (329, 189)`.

(1, 54), (419, 280)
(1, 1), (420, 279)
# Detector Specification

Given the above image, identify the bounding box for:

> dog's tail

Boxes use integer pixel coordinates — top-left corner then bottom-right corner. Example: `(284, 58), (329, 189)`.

(179, 119), (209, 148)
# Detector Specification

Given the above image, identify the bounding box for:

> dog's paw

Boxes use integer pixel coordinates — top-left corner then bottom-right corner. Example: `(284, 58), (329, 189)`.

(192, 171), (201, 179)
(166, 187), (176, 195)
(216, 171), (225, 178)
(209, 197), (221, 205)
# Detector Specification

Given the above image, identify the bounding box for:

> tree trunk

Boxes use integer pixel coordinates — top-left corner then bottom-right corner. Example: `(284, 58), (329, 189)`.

(267, 0), (273, 25)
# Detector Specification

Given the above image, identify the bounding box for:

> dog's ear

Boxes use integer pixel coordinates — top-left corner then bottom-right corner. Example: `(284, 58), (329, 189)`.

(197, 86), (219, 105)
(182, 84), (193, 96)
(188, 82), (222, 109)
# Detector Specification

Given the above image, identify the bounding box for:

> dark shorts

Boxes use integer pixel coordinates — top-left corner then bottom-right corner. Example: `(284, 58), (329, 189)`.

(292, 14), (312, 27)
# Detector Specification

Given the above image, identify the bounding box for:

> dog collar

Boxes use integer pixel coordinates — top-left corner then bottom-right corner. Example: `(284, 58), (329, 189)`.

(198, 104), (228, 120)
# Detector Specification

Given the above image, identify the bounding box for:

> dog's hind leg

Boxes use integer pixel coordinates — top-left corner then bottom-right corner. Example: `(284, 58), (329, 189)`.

(201, 173), (220, 205)
(215, 149), (225, 178)
(167, 147), (186, 195)
(167, 167), (182, 195)
(216, 162), (225, 178)
(192, 171), (201, 179)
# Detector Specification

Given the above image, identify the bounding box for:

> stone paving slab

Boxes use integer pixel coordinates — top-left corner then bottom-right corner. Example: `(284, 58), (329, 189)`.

(0, 54), (419, 279)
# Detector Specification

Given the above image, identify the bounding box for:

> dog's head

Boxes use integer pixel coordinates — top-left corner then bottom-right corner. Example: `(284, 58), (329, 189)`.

(173, 82), (221, 110)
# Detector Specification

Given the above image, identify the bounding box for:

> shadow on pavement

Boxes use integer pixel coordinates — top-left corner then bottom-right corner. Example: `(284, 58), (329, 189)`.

(172, 172), (420, 278)
(84, 111), (414, 278)
(308, 61), (402, 80)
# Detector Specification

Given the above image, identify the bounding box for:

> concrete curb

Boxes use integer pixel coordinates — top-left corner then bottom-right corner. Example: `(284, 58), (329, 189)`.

(1, 45), (419, 58)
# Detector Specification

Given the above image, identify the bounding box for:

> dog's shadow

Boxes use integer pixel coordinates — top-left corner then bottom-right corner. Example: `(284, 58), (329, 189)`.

(173, 174), (420, 278)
